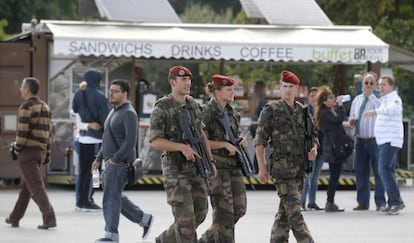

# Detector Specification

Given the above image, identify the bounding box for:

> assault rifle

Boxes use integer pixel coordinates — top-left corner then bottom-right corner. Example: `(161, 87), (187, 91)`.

(217, 111), (255, 190)
(304, 104), (313, 174)
(178, 107), (214, 194)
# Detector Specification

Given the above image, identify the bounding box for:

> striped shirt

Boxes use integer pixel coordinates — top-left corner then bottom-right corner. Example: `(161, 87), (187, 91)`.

(349, 93), (381, 138)
(374, 91), (404, 148)
(15, 96), (51, 152)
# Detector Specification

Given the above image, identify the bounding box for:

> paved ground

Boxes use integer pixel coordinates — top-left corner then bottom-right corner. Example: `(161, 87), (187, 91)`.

(1, 185), (413, 243)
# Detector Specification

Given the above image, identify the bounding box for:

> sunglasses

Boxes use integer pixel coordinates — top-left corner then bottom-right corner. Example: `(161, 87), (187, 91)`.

(364, 81), (374, 86)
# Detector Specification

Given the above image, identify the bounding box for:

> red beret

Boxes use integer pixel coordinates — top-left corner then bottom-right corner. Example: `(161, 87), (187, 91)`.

(211, 74), (235, 86)
(280, 70), (300, 85)
(169, 65), (193, 79)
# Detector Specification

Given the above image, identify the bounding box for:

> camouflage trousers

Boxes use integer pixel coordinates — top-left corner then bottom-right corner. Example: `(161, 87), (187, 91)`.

(199, 168), (247, 243)
(157, 170), (209, 243)
(271, 179), (314, 243)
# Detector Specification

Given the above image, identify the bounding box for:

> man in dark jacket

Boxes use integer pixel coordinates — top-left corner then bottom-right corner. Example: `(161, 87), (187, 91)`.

(72, 68), (109, 211)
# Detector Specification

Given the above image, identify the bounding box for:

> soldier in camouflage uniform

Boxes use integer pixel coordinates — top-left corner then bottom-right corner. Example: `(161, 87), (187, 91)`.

(199, 75), (247, 243)
(149, 66), (217, 243)
(255, 70), (318, 243)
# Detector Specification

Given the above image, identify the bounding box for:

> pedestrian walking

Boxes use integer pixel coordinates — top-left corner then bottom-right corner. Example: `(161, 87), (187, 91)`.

(255, 70), (318, 243)
(149, 65), (217, 243)
(199, 74), (247, 243)
(6, 77), (57, 230)
(92, 79), (153, 243)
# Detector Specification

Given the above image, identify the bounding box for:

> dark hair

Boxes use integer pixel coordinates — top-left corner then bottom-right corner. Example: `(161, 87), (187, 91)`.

(205, 82), (216, 96)
(205, 81), (226, 96)
(168, 74), (177, 81)
(111, 79), (130, 97)
(23, 77), (40, 95)
(380, 75), (395, 87)
(314, 85), (333, 128)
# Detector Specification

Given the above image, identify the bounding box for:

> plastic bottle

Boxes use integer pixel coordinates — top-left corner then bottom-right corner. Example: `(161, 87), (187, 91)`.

(92, 169), (100, 188)
(337, 94), (351, 102)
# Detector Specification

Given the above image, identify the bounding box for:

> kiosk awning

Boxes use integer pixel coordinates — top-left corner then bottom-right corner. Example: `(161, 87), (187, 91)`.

(42, 20), (389, 64)
(389, 45), (414, 73)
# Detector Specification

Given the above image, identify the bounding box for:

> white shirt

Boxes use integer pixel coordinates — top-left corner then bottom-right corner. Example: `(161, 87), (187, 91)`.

(374, 90), (404, 148)
(74, 113), (102, 144)
(349, 93), (381, 138)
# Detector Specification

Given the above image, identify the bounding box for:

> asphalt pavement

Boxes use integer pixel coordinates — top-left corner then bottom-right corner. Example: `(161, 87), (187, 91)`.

(1, 185), (413, 243)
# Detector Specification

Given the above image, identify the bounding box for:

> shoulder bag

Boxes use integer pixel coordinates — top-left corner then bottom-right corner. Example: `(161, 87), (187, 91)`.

(326, 129), (354, 161)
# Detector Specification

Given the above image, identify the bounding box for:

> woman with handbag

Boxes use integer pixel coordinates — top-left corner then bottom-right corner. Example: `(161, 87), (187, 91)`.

(314, 85), (348, 212)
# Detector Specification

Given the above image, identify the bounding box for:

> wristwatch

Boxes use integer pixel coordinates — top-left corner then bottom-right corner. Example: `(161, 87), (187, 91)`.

(210, 159), (216, 164)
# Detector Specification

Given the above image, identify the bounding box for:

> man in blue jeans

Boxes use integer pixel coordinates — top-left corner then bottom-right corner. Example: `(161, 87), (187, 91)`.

(365, 75), (405, 215)
(92, 79), (153, 242)
(349, 72), (385, 211)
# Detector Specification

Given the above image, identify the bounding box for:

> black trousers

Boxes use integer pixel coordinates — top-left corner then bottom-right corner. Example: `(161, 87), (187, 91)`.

(76, 143), (100, 207)
(327, 162), (343, 203)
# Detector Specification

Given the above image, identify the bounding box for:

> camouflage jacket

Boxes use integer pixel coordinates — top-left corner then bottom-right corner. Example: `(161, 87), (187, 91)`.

(254, 99), (318, 180)
(202, 98), (240, 168)
(149, 94), (204, 159)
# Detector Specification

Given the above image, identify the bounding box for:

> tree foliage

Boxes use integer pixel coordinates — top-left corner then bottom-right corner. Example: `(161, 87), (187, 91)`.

(0, 0), (79, 35)
(1, 0), (413, 119)
(0, 19), (9, 40)
(180, 3), (233, 24)
(317, 0), (414, 119)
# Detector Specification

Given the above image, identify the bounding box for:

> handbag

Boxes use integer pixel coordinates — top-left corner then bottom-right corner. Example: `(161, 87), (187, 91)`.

(107, 113), (142, 186)
(330, 132), (354, 160)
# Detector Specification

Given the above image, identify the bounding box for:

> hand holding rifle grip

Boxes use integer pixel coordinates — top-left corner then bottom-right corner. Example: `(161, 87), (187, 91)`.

(178, 107), (214, 194)
(217, 112), (255, 190)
